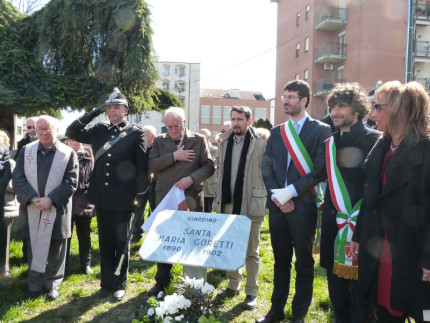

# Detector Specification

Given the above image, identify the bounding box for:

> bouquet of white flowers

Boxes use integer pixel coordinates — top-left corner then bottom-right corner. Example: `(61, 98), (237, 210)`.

(135, 276), (220, 323)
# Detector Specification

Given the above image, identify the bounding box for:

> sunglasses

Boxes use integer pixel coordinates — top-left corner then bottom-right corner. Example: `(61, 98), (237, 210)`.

(27, 126), (34, 129)
(373, 103), (389, 110)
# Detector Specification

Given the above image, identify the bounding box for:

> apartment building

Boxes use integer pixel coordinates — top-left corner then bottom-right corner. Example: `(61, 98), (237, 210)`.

(200, 89), (272, 140)
(90, 61), (201, 134)
(271, 0), (410, 125)
(414, 0), (430, 91)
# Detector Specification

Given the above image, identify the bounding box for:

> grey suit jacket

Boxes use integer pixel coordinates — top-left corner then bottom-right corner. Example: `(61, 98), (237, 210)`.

(261, 116), (331, 212)
(149, 129), (215, 212)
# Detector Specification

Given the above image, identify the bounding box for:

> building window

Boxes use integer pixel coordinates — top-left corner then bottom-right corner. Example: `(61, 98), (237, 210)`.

(163, 65), (170, 77)
(174, 81), (185, 93)
(135, 114), (142, 123)
(213, 105), (222, 124)
(201, 105), (210, 124)
(296, 43), (300, 57)
(337, 65), (345, 82)
(297, 12), (300, 27)
(223, 106), (231, 123)
(304, 69), (309, 81)
(338, 31), (346, 56)
(175, 65), (185, 78)
(162, 81), (169, 90)
(144, 112), (150, 119)
(17, 126), (22, 135)
(305, 37), (309, 52)
(254, 108), (267, 121)
(306, 5), (310, 20)
(295, 73), (300, 80)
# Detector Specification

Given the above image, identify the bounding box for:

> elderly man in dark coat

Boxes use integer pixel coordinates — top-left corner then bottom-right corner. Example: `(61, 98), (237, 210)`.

(148, 107), (214, 296)
(13, 115), (78, 300)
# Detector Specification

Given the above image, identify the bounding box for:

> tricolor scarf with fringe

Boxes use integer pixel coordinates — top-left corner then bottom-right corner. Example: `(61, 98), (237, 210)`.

(326, 136), (360, 280)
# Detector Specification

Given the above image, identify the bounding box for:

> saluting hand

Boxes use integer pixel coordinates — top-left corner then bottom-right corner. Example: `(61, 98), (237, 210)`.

(173, 145), (195, 162)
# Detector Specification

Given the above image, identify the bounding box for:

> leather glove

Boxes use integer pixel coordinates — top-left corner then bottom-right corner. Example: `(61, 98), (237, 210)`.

(271, 187), (293, 205)
(79, 104), (106, 125)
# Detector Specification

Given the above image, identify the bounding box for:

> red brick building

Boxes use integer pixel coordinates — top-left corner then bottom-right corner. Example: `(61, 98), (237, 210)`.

(271, 0), (408, 125)
(199, 89), (272, 139)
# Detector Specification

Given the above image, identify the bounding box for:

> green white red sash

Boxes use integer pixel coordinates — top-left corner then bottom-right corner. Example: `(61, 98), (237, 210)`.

(280, 119), (323, 252)
(280, 119), (318, 196)
(326, 136), (360, 280)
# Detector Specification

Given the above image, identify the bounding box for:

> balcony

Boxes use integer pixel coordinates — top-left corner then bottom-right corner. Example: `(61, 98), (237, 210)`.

(415, 1), (430, 23)
(415, 77), (430, 92)
(315, 7), (347, 31)
(414, 40), (430, 61)
(313, 78), (346, 97)
(314, 42), (347, 64)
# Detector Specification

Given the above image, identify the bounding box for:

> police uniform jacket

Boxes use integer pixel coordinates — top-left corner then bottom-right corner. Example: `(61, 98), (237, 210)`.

(66, 120), (148, 211)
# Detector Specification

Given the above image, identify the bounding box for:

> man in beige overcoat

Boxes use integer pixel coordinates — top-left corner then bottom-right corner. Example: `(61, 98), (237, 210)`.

(148, 107), (214, 295)
(213, 106), (268, 309)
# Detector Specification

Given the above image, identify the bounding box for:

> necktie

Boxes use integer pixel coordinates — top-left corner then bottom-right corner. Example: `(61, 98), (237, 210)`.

(293, 122), (300, 134)
(174, 140), (181, 145)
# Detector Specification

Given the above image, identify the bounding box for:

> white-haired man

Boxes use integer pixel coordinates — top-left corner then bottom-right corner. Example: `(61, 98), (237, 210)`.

(13, 115), (78, 300)
(131, 125), (157, 243)
(148, 107), (214, 295)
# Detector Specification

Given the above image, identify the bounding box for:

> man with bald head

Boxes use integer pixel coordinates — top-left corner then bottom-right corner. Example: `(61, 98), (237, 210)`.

(148, 107), (214, 295)
(13, 115), (78, 300)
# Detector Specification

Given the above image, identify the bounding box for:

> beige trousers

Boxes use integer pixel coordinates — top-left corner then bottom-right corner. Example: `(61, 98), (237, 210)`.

(223, 203), (262, 297)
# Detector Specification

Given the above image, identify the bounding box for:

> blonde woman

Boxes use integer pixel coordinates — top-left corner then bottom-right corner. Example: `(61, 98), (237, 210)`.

(352, 82), (430, 322)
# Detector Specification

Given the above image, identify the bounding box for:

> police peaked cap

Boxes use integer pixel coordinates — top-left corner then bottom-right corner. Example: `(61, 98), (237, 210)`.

(105, 87), (128, 108)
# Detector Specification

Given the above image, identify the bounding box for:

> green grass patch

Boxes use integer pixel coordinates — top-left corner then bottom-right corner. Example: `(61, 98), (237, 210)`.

(1, 213), (336, 322)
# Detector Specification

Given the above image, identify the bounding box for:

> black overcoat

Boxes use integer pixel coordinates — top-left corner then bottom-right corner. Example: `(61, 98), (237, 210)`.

(320, 121), (380, 270)
(353, 138), (430, 311)
(66, 120), (148, 211)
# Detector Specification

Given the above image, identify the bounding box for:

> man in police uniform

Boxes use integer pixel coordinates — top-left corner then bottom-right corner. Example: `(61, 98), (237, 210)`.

(66, 88), (148, 301)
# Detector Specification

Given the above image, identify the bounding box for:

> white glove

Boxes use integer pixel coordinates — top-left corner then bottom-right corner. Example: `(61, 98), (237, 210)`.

(271, 188), (293, 205)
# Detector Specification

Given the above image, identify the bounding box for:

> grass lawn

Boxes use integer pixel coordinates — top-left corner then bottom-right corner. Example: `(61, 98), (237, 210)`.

(0, 213), (335, 322)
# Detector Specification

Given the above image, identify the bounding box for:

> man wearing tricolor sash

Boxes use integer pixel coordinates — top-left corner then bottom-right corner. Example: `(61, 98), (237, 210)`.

(259, 80), (331, 323)
(13, 116), (78, 300)
(321, 83), (379, 323)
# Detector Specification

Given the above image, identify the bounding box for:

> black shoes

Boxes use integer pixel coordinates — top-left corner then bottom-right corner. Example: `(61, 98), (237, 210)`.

(113, 289), (125, 301)
(255, 309), (285, 323)
(83, 266), (93, 275)
(95, 288), (111, 299)
(216, 288), (239, 300)
(243, 294), (257, 309)
(47, 289), (59, 300)
(148, 284), (166, 297)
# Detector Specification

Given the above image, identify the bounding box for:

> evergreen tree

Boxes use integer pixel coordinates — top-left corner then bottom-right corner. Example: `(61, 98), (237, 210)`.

(0, 0), (182, 117)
